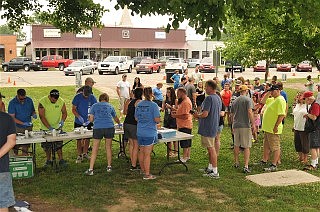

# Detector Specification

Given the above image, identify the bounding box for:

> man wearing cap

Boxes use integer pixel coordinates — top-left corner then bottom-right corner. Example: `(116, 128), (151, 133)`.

(76, 77), (96, 93)
(303, 91), (320, 170)
(229, 80), (242, 148)
(116, 74), (131, 118)
(72, 86), (97, 163)
(38, 89), (68, 168)
(0, 110), (16, 210)
(230, 85), (256, 173)
(152, 82), (164, 107)
(260, 84), (286, 172)
(8, 89), (37, 156)
(253, 77), (264, 92)
(0, 92), (5, 112)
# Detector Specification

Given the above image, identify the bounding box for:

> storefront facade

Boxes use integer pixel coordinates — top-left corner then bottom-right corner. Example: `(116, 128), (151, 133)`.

(0, 35), (17, 62)
(26, 25), (187, 61)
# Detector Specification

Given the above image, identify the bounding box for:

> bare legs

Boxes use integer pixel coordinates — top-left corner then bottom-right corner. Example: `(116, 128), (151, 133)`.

(89, 138), (112, 170)
(129, 138), (139, 167)
(139, 145), (153, 176)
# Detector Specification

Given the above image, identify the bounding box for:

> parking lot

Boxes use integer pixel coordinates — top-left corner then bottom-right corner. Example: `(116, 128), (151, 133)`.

(0, 67), (318, 98)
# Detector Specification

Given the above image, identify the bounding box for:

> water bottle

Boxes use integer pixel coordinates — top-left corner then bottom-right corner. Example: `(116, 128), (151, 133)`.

(80, 126), (84, 134)
(87, 102), (91, 117)
(25, 130), (29, 138)
(52, 129), (57, 137)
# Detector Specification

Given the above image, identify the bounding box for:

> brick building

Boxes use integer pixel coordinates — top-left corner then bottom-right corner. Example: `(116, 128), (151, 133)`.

(0, 35), (17, 62)
(25, 25), (187, 61)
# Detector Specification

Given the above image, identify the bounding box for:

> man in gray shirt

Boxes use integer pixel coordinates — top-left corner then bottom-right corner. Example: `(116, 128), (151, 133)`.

(230, 85), (256, 173)
(185, 77), (197, 109)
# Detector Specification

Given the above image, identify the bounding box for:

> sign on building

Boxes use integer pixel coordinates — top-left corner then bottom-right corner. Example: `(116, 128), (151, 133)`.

(43, 29), (61, 38)
(76, 30), (93, 38)
(122, 30), (130, 39)
(155, 32), (166, 39)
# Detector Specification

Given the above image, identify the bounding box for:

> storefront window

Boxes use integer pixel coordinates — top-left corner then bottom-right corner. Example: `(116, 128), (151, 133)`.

(192, 51), (200, 59)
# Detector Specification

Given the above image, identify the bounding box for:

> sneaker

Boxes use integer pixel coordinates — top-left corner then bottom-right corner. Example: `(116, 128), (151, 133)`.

(234, 163), (240, 168)
(59, 159), (68, 167)
(43, 160), (53, 168)
(75, 155), (83, 164)
(82, 153), (90, 160)
(106, 166), (112, 172)
(143, 174), (157, 180)
(243, 167), (251, 174)
(84, 169), (93, 176)
(199, 167), (212, 174)
(203, 171), (220, 179)
(130, 165), (140, 171)
(303, 165), (317, 171)
(264, 164), (277, 172)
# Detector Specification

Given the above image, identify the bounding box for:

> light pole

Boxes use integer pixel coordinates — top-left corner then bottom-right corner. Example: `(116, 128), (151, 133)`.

(215, 45), (219, 77)
(99, 32), (102, 61)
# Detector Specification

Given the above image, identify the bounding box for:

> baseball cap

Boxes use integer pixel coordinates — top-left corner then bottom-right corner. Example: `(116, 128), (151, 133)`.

(303, 91), (314, 99)
(85, 77), (96, 84)
(239, 85), (248, 91)
(267, 85), (280, 92)
(50, 89), (60, 99)
(254, 77), (260, 81)
(0, 92), (5, 98)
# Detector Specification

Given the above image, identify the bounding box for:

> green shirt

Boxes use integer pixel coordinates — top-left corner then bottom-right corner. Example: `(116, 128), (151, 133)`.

(262, 95), (286, 134)
(39, 96), (65, 130)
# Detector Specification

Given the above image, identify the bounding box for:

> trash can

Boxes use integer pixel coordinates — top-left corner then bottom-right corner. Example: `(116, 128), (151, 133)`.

(166, 72), (174, 83)
(75, 71), (82, 88)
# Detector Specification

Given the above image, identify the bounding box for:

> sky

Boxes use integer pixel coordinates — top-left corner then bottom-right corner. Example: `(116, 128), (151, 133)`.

(0, 0), (205, 41)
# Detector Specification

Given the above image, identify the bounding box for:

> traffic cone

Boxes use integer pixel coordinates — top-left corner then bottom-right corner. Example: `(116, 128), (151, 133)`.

(202, 74), (205, 79)
(13, 81), (16, 86)
(163, 75), (166, 81)
(292, 72), (296, 76)
(7, 77), (11, 83)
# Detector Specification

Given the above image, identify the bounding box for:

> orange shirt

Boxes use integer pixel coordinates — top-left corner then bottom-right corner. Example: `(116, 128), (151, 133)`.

(175, 97), (193, 129)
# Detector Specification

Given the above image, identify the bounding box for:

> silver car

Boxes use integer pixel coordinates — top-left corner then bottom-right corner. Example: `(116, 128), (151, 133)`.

(64, 61), (95, 76)
(187, 58), (200, 68)
(79, 59), (98, 71)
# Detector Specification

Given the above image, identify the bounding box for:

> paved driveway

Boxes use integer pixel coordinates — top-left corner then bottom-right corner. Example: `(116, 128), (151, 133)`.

(0, 68), (318, 98)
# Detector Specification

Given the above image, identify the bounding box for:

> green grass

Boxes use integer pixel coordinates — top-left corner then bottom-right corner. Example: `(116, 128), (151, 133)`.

(1, 83), (320, 211)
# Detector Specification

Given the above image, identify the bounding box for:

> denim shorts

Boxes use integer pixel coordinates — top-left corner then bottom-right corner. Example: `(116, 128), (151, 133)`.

(93, 128), (115, 139)
(137, 136), (158, 146)
(0, 172), (15, 208)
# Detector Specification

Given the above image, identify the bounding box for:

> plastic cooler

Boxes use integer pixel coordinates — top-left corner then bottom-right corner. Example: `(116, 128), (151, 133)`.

(9, 156), (34, 179)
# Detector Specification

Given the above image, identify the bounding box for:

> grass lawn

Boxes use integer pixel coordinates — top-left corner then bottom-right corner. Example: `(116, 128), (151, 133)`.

(1, 81), (320, 211)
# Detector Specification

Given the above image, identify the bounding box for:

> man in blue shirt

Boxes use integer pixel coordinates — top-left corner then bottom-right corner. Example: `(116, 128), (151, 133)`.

(8, 89), (37, 156)
(194, 80), (222, 179)
(72, 86), (97, 163)
(152, 82), (164, 107)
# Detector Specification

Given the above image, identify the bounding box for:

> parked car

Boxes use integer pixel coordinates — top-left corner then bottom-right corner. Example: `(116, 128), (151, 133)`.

(136, 59), (161, 74)
(276, 63), (292, 72)
(2, 57), (44, 72)
(187, 58), (200, 68)
(158, 56), (175, 67)
(164, 58), (188, 74)
(41, 55), (73, 71)
(296, 61), (312, 72)
(253, 61), (267, 72)
(64, 61), (95, 76)
(199, 57), (215, 73)
(78, 59), (98, 70)
(97, 56), (133, 75)
(225, 60), (245, 73)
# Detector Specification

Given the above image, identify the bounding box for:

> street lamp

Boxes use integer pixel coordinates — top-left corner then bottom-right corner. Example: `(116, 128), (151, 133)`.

(99, 32), (102, 61)
(215, 45), (219, 77)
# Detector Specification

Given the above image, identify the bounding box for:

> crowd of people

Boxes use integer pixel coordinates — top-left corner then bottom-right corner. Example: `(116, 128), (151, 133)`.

(1, 69), (320, 209)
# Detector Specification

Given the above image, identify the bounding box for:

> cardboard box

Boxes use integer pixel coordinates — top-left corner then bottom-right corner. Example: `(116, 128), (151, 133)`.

(9, 156), (34, 179)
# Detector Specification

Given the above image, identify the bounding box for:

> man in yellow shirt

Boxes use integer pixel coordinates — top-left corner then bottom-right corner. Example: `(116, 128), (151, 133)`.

(38, 89), (68, 168)
(260, 85), (286, 172)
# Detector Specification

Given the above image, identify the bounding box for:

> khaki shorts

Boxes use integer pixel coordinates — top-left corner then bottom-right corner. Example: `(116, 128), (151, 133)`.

(201, 136), (215, 148)
(234, 128), (252, 148)
(263, 132), (281, 152)
(119, 97), (129, 113)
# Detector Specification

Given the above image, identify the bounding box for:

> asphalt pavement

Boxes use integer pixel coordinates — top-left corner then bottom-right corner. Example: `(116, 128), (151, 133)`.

(0, 67), (318, 98)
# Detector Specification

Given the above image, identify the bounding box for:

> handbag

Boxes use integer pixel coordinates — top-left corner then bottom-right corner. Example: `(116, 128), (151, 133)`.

(305, 117), (316, 133)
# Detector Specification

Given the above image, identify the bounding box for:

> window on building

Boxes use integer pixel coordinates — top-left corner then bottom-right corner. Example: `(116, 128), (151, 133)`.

(35, 48), (47, 59)
(58, 48), (69, 59)
(191, 51), (200, 59)
(202, 51), (209, 58)
(50, 48), (56, 55)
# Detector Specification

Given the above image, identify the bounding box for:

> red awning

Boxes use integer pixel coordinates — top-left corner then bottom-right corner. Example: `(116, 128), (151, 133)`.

(31, 41), (187, 49)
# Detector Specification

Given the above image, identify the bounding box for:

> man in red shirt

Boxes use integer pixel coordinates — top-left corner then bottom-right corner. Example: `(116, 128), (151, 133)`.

(172, 88), (193, 163)
(303, 91), (320, 170)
